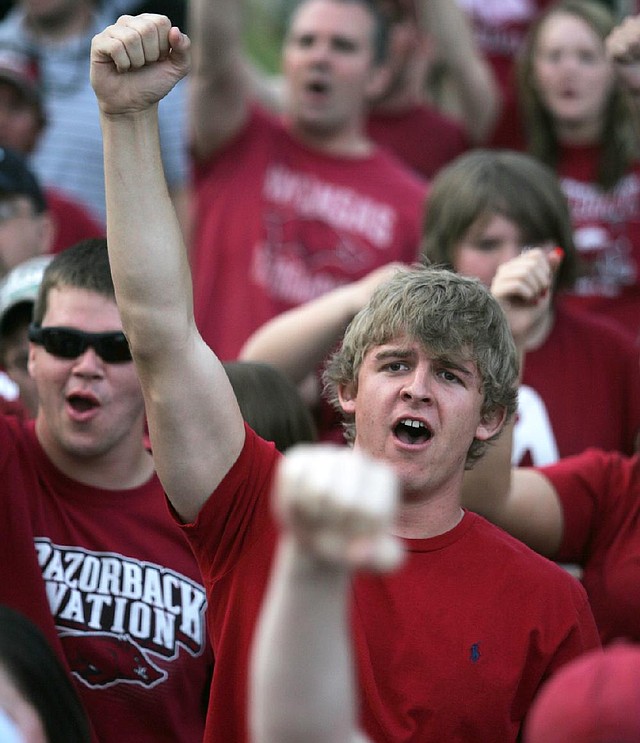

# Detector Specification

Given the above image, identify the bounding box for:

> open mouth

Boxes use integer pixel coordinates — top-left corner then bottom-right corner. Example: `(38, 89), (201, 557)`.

(394, 418), (432, 445)
(67, 394), (99, 413)
(306, 79), (330, 96)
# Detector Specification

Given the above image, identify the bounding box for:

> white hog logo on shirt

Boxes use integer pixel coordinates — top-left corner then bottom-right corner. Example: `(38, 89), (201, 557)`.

(456, 0), (537, 55)
(253, 164), (397, 305)
(562, 175), (640, 297)
(457, 0), (536, 24)
(34, 539), (207, 689)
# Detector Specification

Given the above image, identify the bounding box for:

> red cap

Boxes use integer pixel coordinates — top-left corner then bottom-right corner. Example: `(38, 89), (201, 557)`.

(525, 643), (640, 742)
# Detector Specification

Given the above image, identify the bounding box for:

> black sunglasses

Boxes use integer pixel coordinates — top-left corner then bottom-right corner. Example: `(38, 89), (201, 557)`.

(28, 324), (133, 363)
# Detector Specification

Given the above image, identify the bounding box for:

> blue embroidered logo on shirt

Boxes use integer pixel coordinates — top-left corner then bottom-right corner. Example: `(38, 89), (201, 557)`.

(470, 643), (481, 663)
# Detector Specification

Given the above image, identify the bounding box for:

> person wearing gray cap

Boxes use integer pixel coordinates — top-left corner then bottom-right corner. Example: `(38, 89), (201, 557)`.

(0, 253), (51, 417)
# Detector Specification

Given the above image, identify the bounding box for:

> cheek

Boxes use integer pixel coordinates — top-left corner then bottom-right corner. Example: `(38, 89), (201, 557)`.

(112, 369), (145, 406)
(0, 228), (38, 271)
(29, 355), (72, 404)
(10, 117), (40, 149)
(454, 249), (499, 287)
(281, 47), (301, 79)
(531, 56), (549, 80)
(588, 68), (614, 101)
(531, 54), (562, 89)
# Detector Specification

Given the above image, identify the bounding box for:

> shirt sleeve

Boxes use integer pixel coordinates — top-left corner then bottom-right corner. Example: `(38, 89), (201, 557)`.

(538, 448), (629, 564)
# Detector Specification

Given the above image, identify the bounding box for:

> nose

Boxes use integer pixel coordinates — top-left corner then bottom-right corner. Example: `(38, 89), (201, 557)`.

(306, 38), (331, 66)
(401, 366), (432, 404)
(553, 51), (580, 76)
(70, 346), (104, 377)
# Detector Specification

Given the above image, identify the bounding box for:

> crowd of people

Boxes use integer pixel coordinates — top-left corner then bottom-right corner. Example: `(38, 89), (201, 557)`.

(1, 0), (640, 741)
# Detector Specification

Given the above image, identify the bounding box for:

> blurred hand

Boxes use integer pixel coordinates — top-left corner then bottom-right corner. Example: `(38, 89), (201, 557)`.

(606, 15), (640, 94)
(490, 246), (563, 348)
(273, 444), (404, 572)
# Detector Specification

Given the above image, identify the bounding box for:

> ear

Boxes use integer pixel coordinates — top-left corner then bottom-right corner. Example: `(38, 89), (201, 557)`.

(27, 343), (37, 379)
(365, 62), (392, 101)
(37, 211), (56, 255)
(474, 406), (507, 442)
(337, 381), (357, 415)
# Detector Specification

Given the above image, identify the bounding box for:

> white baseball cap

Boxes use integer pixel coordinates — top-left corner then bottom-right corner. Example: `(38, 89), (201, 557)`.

(0, 254), (53, 335)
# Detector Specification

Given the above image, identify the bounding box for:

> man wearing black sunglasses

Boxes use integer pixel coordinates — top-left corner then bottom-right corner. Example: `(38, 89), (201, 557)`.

(27, 325), (133, 363)
(0, 237), (213, 742)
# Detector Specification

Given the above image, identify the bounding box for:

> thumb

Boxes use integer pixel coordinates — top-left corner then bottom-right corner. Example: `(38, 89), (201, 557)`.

(547, 246), (565, 275)
(167, 26), (191, 70)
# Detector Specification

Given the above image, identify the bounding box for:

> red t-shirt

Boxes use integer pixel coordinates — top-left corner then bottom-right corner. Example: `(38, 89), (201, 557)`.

(542, 448), (640, 644)
(0, 393), (28, 420)
(366, 103), (469, 180)
(555, 144), (640, 341)
(0, 417), (65, 659)
(514, 300), (640, 466)
(192, 106), (428, 360)
(183, 425), (600, 743)
(0, 416), (213, 743)
(46, 188), (105, 254)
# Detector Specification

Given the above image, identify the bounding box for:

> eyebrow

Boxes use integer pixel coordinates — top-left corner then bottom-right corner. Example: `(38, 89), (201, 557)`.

(438, 356), (475, 379)
(372, 347), (475, 378)
(372, 347), (414, 361)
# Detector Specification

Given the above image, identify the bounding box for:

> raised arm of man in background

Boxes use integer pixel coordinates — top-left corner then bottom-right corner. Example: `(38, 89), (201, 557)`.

(189, 0), (252, 160)
(418, 0), (499, 144)
(90, 14), (246, 523)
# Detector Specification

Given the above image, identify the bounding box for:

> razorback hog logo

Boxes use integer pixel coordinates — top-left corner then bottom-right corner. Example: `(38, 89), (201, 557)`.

(61, 631), (167, 688)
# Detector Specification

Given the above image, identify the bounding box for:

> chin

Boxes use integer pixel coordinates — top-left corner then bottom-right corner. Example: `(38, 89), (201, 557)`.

(60, 433), (105, 459)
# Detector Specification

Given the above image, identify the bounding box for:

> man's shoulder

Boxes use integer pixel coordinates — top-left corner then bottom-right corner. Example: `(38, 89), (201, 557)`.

(468, 511), (586, 588)
(0, 410), (27, 445)
(541, 447), (640, 490)
(0, 413), (36, 482)
(194, 103), (282, 175)
(366, 144), (429, 192)
(200, 425), (280, 515)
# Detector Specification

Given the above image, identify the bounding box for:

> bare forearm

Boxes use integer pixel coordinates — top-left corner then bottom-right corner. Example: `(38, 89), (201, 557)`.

(419, 0), (499, 143)
(93, 15), (246, 523)
(239, 285), (359, 383)
(250, 538), (359, 743)
(190, 0), (244, 74)
(189, 0), (250, 157)
(102, 108), (193, 356)
(461, 416), (515, 520)
(241, 264), (404, 382)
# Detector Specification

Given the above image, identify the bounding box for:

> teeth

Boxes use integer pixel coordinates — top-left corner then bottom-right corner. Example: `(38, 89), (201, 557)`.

(401, 419), (425, 429)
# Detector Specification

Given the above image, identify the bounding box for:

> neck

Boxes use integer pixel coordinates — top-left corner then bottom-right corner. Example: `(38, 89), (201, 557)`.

(555, 117), (603, 146)
(370, 74), (418, 113)
(393, 485), (465, 539)
(35, 419), (154, 490)
(524, 305), (555, 351)
(288, 116), (372, 157)
(370, 87), (415, 114)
